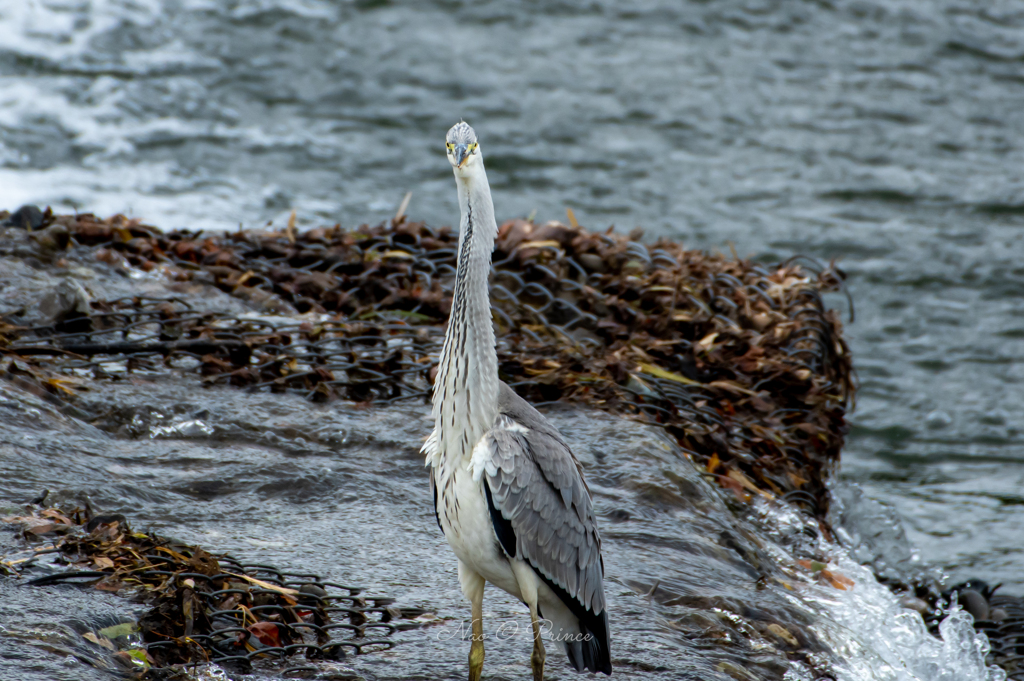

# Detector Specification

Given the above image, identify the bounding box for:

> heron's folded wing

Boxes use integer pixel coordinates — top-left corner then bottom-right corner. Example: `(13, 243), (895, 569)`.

(478, 414), (606, 617)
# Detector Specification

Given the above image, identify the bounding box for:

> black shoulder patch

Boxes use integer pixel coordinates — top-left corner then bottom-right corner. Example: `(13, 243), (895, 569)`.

(431, 475), (443, 533)
(483, 481), (517, 559)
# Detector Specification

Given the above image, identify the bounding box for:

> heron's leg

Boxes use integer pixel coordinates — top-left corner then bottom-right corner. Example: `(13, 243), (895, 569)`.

(458, 561), (486, 681)
(527, 602), (547, 681)
(510, 560), (546, 681)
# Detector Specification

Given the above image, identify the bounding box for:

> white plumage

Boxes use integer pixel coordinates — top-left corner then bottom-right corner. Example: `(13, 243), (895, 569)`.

(423, 122), (611, 680)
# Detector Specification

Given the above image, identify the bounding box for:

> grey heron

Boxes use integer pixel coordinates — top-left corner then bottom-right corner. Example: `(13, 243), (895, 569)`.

(423, 121), (612, 680)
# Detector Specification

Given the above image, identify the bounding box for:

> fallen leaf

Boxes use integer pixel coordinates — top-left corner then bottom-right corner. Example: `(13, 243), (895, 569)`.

(697, 332), (719, 351)
(708, 380), (758, 396)
(98, 623), (138, 639)
(394, 191), (412, 221)
(637, 362), (700, 386)
(707, 453), (721, 475)
(225, 572), (300, 597)
(234, 270), (255, 288)
(82, 632), (116, 650)
(727, 469), (773, 499)
(286, 209), (297, 244)
(566, 208), (578, 228)
(123, 649), (150, 668)
(22, 518), (56, 535)
(95, 577), (123, 592)
(248, 621), (281, 647)
(39, 509), (74, 525)
(766, 623), (798, 647)
(820, 569), (854, 590)
(718, 473), (749, 502)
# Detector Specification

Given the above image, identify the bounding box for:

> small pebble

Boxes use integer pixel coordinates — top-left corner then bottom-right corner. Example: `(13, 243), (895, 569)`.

(3, 204), (45, 230)
(86, 513), (128, 533)
(898, 594), (929, 615)
(299, 583), (329, 598)
(958, 589), (989, 622)
(577, 253), (605, 273)
(28, 223), (71, 255)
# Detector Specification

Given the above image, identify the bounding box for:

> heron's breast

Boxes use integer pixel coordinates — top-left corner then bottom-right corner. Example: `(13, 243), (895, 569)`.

(435, 463), (518, 594)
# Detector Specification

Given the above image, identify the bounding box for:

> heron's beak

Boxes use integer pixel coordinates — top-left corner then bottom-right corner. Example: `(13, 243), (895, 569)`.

(453, 144), (470, 168)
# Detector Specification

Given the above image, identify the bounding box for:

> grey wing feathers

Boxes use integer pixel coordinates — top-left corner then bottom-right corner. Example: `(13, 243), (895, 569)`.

(479, 387), (606, 617)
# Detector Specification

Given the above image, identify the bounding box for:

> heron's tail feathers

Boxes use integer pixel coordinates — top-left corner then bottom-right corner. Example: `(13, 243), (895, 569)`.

(563, 607), (611, 675)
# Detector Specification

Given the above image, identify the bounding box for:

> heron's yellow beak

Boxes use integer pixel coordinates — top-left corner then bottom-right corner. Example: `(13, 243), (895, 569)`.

(453, 144), (470, 168)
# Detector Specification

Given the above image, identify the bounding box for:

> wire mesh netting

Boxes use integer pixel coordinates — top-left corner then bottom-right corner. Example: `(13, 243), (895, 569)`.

(1, 211), (854, 521)
(0, 507), (423, 677)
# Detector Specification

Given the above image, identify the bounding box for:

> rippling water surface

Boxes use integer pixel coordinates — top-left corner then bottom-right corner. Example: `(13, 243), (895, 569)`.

(2, 0), (1024, 672)
(0, 362), (1001, 680)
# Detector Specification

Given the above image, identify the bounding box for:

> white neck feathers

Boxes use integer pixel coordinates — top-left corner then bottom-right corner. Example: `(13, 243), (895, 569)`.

(431, 157), (500, 464)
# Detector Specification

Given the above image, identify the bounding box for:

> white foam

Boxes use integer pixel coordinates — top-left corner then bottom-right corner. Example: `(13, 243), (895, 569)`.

(753, 499), (1005, 681)
(808, 553), (1003, 681)
(0, 0), (164, 60)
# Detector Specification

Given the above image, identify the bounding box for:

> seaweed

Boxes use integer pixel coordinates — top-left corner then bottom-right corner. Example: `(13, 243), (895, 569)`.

(1, 505), (420, 677)
(1, 211), (853, 523)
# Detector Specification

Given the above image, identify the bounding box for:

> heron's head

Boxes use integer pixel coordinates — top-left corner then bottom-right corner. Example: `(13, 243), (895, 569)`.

(446, 121), (480, 173)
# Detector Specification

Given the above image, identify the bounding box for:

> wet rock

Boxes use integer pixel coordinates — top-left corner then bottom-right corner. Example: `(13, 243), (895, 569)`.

(958, 589), (989, 622)
(299, 583), (329, 599)
(85, 514), (128, 534)
(28, 223), (71, 256)
(24, 280), (92, 328)
(898, 594), (930, 615)
(577, 253), (606, 272)
(3, 204), (46, 230)
(944, 578), (1000, 602)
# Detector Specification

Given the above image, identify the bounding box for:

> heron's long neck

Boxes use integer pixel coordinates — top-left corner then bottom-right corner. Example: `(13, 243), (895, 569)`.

(433, 164), (500, 463)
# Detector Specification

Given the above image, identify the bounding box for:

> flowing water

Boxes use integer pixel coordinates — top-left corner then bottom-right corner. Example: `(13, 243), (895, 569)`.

(0, 336), (1003, 681)
(1, 0), (1023, 678)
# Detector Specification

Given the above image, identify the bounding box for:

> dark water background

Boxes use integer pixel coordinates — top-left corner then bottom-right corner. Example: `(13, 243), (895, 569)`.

(2, 0), (1023, 612)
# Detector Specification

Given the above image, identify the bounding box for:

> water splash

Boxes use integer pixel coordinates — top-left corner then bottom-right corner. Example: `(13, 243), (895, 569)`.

(754, 497), (1004, 681)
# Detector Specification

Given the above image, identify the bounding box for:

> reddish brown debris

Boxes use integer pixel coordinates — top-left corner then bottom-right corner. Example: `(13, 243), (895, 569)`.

(2, 506), (409, 672)
(1, 212), (854, 518)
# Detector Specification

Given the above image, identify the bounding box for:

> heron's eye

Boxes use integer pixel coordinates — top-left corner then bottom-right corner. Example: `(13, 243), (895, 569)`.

(468, 143), (478, 154)
(446, 143), (453, 152)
